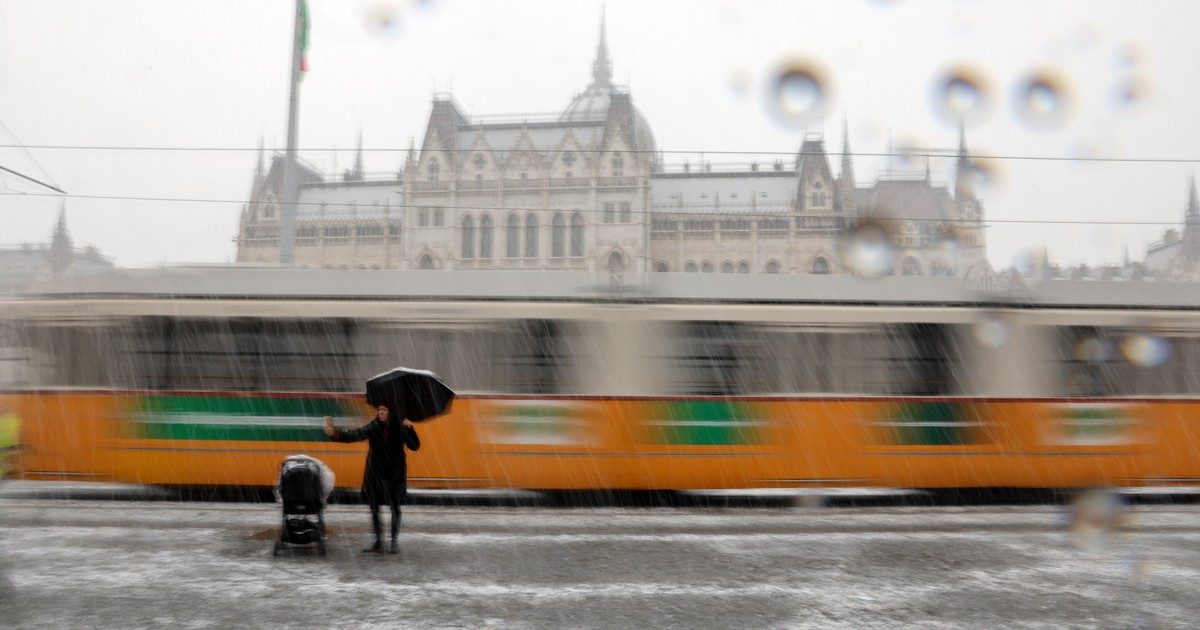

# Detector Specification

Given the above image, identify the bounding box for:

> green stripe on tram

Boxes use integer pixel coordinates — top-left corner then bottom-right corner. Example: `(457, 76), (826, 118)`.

(135, 421), (328, 442)
(650, 401), (761, 446)
(131, 395), (353, 442)
(137, 395), (351, 417)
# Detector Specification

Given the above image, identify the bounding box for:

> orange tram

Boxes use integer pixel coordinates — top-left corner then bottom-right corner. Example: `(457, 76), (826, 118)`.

(3, 268), (1198, 492)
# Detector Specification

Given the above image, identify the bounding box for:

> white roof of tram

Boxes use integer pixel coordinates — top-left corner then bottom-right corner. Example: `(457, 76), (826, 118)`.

(13, 266), (1200, 309)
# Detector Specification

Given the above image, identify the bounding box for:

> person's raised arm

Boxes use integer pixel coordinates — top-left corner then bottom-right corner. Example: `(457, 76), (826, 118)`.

(325, 415), (375, 443)
(402, 419), (421, 451)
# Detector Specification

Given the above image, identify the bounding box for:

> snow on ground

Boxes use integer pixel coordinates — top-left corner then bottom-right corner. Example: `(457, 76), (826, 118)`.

(1, 487), (1199, 628)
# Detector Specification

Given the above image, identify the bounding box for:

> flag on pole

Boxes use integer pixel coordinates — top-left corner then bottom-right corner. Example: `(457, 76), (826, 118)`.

(299, 0), (311, 73)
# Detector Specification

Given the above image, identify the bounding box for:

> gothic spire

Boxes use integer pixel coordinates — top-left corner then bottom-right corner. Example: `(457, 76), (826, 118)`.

(1188, 173), (1199, 222)
(255, 133), (265, 180)
(591, 7), (612, 88)
(353, 127), (364, 176)
(840, 116), (854, 182)
(49, 199), (73, 279)
(954, 119), (975, 201)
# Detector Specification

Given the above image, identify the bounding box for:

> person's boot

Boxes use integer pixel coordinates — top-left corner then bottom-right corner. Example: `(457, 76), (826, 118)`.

(388, 537), (399, 554)
(362, 539), (383, 553)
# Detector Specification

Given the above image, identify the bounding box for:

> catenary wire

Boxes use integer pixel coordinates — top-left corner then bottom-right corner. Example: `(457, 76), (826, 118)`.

(0, 191), (1187, 226)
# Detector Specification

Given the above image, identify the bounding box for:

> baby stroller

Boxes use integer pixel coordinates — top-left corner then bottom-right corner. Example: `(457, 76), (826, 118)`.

(272, 455), (333, 557)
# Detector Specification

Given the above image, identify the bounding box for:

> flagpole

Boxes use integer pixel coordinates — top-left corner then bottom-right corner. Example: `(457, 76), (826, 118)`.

(279, 0), (304, 265)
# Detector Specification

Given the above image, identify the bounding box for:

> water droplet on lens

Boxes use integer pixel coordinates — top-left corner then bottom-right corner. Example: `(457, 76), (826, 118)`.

(843, 220), (897, 277)
(1121, 334), (1171, 367)
(767, 61), (830, 129)
(961, 157), (1005, 198)
(1013, 72), (1072, 131)
(973, 316), (1012, 349)
(363, 1), (403, 38)
(1113, 76), (1152, 113)
(729, 69), (753, 97)
(931, 67), (992, 125)
(1076, 337), (1114, 363)
(1067, 489), (1126, 551)
(894, 137), (925, 170)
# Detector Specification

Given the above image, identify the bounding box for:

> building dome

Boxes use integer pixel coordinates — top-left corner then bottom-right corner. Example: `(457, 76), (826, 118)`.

(559, 85), (611, 123)
(558, 13), (657, 154)
(559, 85), (657, 153)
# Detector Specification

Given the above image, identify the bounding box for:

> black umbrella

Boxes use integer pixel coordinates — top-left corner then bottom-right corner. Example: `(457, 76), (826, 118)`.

(365, 368), (455, 422)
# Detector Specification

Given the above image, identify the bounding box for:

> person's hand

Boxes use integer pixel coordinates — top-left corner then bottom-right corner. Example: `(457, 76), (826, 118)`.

(323, 416), (336, 438)
(402, 419), (414, 428)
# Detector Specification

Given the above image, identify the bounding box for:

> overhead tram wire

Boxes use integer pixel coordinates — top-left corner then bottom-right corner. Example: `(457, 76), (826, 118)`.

(3, 143), (1200, 164)
(0, 190), (1186, 226)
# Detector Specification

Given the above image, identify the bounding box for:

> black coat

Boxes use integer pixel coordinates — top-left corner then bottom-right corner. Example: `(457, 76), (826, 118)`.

(330, 419), (420, 502)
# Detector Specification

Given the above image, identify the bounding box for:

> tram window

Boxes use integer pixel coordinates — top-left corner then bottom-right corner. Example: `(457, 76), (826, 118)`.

(0, 323), (33, 388)
(1053, 326), (1200, 396)
(21, 321), (127, 388)
(854, 324), (961, 396)
(758, 327), (842, 393)
(116, 318), (358, 392)
(666, 321), (754, 396)
(491, 319), (577, 394)
(357, 319), (579, 395)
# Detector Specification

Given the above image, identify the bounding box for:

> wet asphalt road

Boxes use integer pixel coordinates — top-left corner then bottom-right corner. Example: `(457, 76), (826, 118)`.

(1, 488), (1198, 628)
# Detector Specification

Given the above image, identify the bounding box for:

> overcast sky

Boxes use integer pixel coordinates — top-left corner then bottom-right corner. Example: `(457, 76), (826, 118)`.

(1, 0), (1198, 268)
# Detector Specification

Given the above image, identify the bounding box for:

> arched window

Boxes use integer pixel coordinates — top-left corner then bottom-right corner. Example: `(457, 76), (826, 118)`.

(655, 260), (670, 273)
(685, 261), (698, 273)
(417, 253), (435, 270)
(570, 212), (584, 257)
(427, 157), (440, 182)
(812, 257), (830, 274)
(551, 213), (566, 258)
(418, 207), (430, 227)
(737, 261), (749, 273)
(524, 213), (538, 258)
(479, 215), (494, 259)
(701, 261), (714, 273)
(721, 261), (734, 273)
(607, 251), (626, 273)
(506, 214), (520, 258)
(461, 215), (476, 259)
(765, 260), (781, 274)
(902, 257), (922, 276)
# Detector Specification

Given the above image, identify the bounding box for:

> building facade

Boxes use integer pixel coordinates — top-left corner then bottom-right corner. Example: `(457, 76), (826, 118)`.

(0, 203), (113, 296)
(236, 16), (988, 276)
(1142, 178), (1200, 281)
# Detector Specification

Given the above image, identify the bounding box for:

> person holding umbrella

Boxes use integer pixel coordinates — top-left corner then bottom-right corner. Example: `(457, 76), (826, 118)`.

(324, 406), (419, 554)
(324, 368), (454, 554)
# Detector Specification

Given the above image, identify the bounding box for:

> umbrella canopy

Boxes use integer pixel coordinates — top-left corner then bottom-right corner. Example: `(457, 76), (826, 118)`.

(365, 368), (455, 422)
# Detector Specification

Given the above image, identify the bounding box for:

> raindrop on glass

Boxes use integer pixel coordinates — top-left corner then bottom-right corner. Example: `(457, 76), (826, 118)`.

(1076, 337), (1114, 363)
(1112, 76), (1152, 113)
(893, 137), (925, 171)
(1067, 489), (1126, 551)
(973, 317), (1012, 349)
(362, 1), (404, 38)
(767, 61), (830, 129)
(931, 67), (992, 125)
(1013, 72), (1072, 131)
(842, 221), (897, 277)
(1121, 334), (1171, 367)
